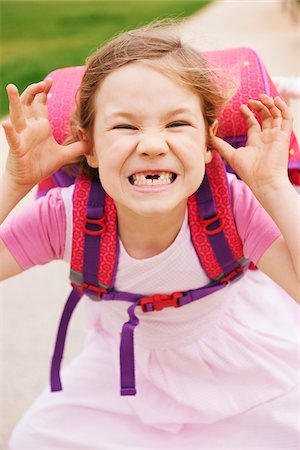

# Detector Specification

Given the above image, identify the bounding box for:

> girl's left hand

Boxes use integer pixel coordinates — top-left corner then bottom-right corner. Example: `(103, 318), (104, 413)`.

(211, 95), (293, 194)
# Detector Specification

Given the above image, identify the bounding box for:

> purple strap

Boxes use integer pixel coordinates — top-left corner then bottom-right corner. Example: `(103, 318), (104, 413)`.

(50, 287), (82, 391)
(120, 302), (140, 395)
(50, 276), (243, 395)
(52, 169), (76, 188)
(117, 280), (228, 396)
(196, 172), (240, 276)
(51, 176), (245, 396)
(83, 180), (106, 287)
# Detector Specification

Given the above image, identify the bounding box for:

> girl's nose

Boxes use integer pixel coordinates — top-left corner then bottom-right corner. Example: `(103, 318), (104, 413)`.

(136, 134), (169, 158)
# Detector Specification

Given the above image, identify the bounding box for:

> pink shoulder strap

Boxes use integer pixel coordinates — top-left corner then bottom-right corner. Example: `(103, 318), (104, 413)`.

(188, 151), (245, 281)
(70, 176), (118, 290)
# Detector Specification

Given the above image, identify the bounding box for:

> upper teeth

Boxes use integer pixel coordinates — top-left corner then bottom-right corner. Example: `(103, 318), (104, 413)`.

(131, 172), (174, 185)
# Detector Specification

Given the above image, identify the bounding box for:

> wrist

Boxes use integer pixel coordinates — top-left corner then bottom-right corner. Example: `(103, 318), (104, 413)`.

(1, 170), (35, 196)
(0, 172), (34, 224)
(250, 174), (291, 200)
(251, 175), (296, 211)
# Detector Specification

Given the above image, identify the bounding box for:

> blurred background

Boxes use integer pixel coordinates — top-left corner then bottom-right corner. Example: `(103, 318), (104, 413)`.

(0, 0), (210, 117)
(0, 1), (299, 449)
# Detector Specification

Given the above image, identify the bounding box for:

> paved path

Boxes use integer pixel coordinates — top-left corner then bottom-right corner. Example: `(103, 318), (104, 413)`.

(1, 1), (299, 447)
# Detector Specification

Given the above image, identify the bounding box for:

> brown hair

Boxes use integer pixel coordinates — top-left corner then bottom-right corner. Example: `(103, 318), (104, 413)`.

(65, 19), (230, 179)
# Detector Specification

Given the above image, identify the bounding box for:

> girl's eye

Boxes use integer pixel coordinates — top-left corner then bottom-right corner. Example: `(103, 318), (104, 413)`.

(113, 124), (137, 130)
(167, 122), (188, 128)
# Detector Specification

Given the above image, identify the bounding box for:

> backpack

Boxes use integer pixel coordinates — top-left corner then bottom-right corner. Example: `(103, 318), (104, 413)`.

(43, 47), (300, 396)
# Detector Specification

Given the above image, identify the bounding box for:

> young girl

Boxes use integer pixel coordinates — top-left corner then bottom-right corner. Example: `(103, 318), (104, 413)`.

(1, 23), (299, 449)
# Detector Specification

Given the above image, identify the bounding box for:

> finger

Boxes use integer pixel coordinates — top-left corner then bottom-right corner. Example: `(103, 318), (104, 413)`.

(240, 103), (263, 133)
(33, 90), (49, 113)
(60, 141), (90, 165)
(258, 94), (282, 126)
(20, 81), (49, 106)
(6, 84), (26, 133)
(25, 79), (53, 119)
(210, 135), (236, 165)
(2, 120), (21, 150)
(36, 78), (53, 105)
(274, 96), (293, 134)
(246, 100), (273, 129)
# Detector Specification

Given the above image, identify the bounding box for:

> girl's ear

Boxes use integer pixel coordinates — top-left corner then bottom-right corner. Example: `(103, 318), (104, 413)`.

(210, 120), (219, 137)
(205, 120), (219, 163)
(77, 127), (98, 168)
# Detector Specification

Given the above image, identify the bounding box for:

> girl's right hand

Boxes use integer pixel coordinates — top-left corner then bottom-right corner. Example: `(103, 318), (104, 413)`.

(2, 79), (88, 191)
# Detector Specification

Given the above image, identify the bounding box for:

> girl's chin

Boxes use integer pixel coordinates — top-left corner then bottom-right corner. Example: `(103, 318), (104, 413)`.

(118, 195), (188, 221)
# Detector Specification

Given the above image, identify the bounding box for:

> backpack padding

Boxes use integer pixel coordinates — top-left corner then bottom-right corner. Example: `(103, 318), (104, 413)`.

(70, 176), (118, 289)
(188, 151), (245, 281)
(45, 48), (299, 184)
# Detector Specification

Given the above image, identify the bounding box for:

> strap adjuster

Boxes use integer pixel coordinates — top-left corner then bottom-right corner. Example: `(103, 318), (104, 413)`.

(72, 282), (108, 299)
(84, 215), (107, 236)
(220, 266), (244, 284)
(200, 213), (223, 235)
(140, 292), (183, 312)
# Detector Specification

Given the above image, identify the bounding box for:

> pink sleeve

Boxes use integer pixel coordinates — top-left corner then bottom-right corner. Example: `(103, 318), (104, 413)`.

(231, 178), (281, 264)
(0, 188), (67, 269)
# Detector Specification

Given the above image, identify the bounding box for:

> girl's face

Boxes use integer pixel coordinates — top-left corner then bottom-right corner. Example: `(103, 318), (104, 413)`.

(87, 61), (214, 219)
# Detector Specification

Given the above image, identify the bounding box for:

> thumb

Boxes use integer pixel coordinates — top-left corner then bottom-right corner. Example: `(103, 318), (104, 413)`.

(211, 135), (235, 165)
(61, 140), (90, 164)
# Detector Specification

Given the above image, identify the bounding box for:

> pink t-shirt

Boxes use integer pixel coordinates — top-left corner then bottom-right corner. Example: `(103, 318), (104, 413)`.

(0, 177), (280, 271)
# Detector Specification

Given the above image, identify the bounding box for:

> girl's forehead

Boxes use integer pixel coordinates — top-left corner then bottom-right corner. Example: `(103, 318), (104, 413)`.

(95, 61), (202, 115)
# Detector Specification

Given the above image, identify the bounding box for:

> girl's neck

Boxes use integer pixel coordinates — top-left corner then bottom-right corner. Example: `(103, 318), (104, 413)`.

(116, 203), (187, 260)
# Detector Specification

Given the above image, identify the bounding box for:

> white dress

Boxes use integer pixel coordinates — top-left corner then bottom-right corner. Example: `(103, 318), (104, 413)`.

(9, 187), (299, 449)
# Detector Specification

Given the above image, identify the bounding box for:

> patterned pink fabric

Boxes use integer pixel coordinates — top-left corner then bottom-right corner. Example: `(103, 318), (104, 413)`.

(47, 66), (85, 145)
(188, 152), (244, 280)
(188, 194), (222, 279)
(205, 48), (267, 137)
(71, 176), (90, 275)
(99, 195), (117, 287)
(204, 48), (300, 182)
(71, 177), (118, 288)
(206, 152), (244, 260)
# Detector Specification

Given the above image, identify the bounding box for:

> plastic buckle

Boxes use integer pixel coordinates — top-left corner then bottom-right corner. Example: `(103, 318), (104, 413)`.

(81, 283), (108, 299)
(220, 267), (244, 284)
(71, 282), (84, 295)
(140, 292), (183, 312)
(200, 213), (223, 235)
(84, 215), (107, 236)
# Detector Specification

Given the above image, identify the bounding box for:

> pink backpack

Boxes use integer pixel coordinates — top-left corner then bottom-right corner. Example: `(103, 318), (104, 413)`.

(42, 48), (299, 396)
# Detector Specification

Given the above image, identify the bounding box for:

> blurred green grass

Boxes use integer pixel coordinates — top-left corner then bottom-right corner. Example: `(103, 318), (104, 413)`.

(0, 0), (211, 117)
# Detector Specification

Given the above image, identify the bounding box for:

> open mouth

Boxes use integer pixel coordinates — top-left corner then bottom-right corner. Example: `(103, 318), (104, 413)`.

(128, 171), (177, 186)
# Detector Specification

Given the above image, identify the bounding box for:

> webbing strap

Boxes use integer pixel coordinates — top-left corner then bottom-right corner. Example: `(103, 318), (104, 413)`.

(118, 280), (229, 396)
(83, 180), (106, 287)
(120, 303), (140, 395)
(50, 286), (82, 391)
(191, 152), (244, 280)
(196, 172), (239, 276)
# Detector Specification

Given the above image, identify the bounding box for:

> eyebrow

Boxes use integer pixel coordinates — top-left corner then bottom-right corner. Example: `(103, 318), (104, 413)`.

(106, 107), (194, 120)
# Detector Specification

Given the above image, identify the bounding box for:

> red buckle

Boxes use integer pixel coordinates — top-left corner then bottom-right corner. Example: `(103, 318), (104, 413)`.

(140, 292), (183, 312)
(84, 215), (107, 236)
(200, 213), (223, 235)
(81, 283), (108, 299)
(220, 266), (244, 284)
(249, 262), (257, 271)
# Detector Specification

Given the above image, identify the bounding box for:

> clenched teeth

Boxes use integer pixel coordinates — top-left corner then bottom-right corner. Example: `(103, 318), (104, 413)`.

(129, 171), (177, 186)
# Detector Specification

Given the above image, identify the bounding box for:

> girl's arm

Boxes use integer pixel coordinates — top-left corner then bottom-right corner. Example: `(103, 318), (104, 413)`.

(0, 80), (88, 280)
(212, 95), (300, 304)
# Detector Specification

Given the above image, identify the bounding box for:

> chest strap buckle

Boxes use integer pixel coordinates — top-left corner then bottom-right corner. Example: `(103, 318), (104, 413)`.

(140, 291), (183, 312)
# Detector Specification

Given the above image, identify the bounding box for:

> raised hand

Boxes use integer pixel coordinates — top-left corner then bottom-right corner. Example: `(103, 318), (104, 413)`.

(2, 80), (88, 190)
(211, 95), (293, 194)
